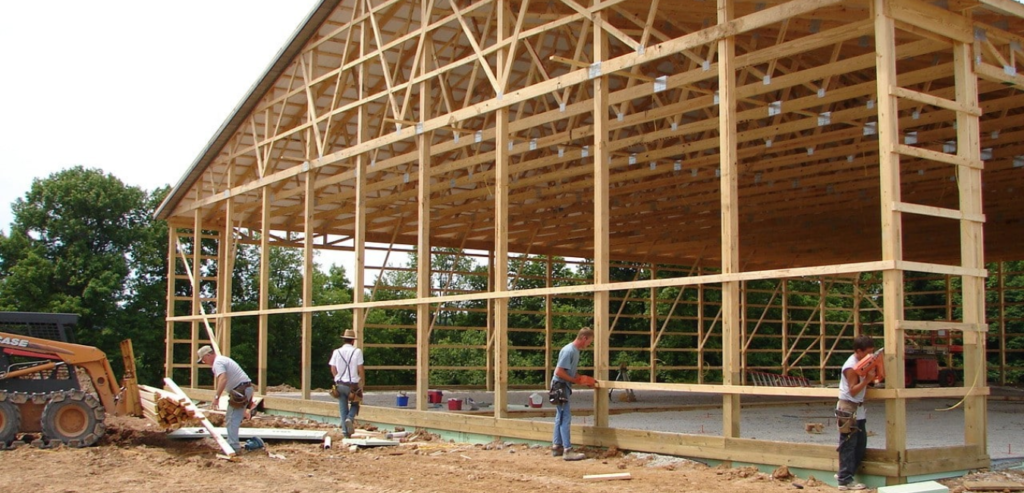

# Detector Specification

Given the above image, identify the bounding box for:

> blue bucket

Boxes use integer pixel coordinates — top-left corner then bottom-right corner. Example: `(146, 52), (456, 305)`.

(396, 394), (409, 407)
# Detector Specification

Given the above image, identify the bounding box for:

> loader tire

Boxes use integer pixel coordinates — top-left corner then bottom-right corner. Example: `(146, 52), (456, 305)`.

(0, 399), (20, 445)
(41, 390), (105, 447)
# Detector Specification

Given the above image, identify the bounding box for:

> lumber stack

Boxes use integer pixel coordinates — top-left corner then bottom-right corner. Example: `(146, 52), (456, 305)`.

(139, 384), (200, 429)
(163, 378), (236, 456)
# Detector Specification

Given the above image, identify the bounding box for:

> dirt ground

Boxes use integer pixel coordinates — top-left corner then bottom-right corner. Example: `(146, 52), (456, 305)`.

(3, 415), (1022, 493)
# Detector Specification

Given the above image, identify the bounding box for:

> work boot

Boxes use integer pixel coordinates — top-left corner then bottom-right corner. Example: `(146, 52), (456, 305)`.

(243, 436), (265, 451)
(344, 418), (354, 438)
(562, 448), (585, 461)
(837, 483), (866, 491)
(551, 445), (563, 457)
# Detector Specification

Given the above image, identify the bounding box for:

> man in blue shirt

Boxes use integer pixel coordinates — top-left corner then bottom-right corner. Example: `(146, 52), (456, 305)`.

(550, 327), (596, 461)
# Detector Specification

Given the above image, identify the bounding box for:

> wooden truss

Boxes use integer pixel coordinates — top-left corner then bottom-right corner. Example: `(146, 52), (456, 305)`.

(157, 0), (1024, 484)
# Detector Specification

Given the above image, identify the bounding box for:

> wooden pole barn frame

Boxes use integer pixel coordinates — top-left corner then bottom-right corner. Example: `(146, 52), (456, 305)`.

(155, 0), (1024, 484)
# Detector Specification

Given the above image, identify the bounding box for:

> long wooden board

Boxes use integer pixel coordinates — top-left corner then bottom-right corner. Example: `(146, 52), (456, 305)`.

(583, 473), (632, 481)
(341, 438), (400, 447)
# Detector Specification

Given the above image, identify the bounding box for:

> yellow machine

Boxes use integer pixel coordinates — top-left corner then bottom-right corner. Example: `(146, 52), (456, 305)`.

(0, 329), (141, 447)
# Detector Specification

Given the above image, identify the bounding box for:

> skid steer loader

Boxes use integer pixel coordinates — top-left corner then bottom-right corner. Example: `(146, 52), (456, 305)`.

(0, 312), (141, 448)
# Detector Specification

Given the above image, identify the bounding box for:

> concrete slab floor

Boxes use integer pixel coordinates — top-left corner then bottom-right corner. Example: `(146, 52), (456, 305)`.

(293, 386), (1024, 461)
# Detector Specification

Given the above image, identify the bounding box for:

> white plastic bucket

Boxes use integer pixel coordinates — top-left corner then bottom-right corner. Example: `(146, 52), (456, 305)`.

(529, 392), (543, 408)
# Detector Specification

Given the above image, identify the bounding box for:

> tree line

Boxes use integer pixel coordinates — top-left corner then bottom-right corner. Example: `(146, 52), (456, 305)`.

(2, 167), (1022, 390)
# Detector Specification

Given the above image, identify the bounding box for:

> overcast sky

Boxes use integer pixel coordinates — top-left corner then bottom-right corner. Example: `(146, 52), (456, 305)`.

(0, 1), (319, 233)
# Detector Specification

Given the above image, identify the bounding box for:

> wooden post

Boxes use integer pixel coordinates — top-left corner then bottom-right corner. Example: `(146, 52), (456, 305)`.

(698, 283), (705, 384)
(873, 0), (907, 473)
(782, 280), (790, 378)
(852, 276), (861, 340)
(301, 169), (315, 400)
(215, 228), (226, 355)
(415, 0), (432, 412)
(545, 255), (553, 385)
(740, 281), (748, 384)
(592, 0), (611, 427)
(718, 0), (741, 440)
(953, 39), (987, 452)
(486, 251), (495, 392)
(191, 212), (204, 387)
(258, 189), (271, 396)
(945, 274), (954, 369)
(353, 0), (368, 371)
(650, 266), (657, 383)
(997, 262), (1005, 385)
(493, 0), (510, 419)
(220, 183), (235, 355)
(165, 226), (176, 379)
(819, 278), (827, 383)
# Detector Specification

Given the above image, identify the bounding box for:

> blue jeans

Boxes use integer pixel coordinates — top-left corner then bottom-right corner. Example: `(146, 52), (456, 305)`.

(225, 385), (253, 452)
(837, 419), (867, 485)
(552, 400), (572, 449)
(336, 384), (360, 430)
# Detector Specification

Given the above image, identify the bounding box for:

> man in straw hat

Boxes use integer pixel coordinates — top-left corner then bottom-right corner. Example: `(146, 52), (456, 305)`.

(329, 329), (364, 438)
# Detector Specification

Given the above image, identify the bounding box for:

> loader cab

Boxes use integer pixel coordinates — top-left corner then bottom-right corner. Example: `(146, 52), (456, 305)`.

(0, 312), (82, 393)
(0, 312), (78, 343)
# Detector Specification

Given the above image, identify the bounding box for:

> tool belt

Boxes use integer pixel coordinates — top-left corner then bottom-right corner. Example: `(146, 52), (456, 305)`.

(835, 399), (860, 434)
(228, 382), (253, 409)
(333, 382), (363, 403)
(549, 380), (570, 405)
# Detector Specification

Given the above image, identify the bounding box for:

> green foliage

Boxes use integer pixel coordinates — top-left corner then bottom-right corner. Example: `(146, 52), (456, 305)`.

(215, 245), (353, 389)
(1, 167), (146, 321)
(0, 167), (168, 384)
(108, 186), (170, 384)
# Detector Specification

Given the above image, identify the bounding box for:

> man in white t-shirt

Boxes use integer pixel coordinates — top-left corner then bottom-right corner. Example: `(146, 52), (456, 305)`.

(835, 335), (878, 490)
(329, 329), (364, 438)
(197, 345), (259, 453)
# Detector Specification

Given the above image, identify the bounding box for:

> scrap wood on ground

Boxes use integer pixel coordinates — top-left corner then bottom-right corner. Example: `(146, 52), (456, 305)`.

(963, 480), (1024, 491)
